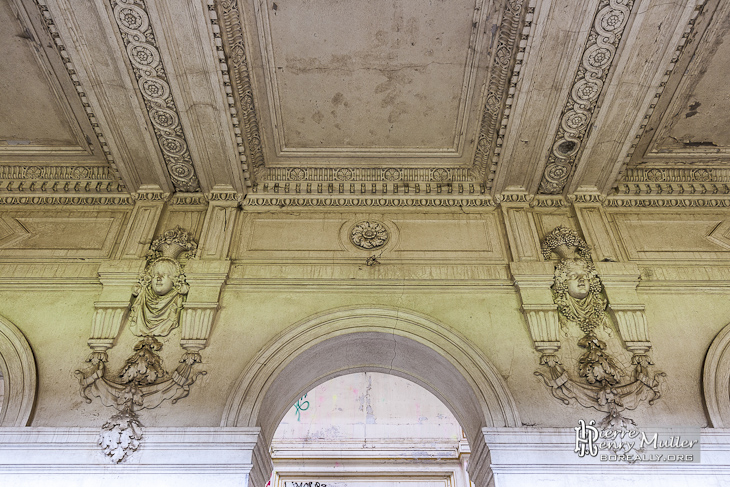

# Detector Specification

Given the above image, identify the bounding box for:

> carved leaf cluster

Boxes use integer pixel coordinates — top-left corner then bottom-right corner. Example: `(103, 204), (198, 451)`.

(119, 337), (166, 385)
(99, 408), (143, 463)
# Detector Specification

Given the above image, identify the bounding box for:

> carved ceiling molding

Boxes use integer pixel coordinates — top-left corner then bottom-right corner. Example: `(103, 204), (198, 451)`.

(213, 0), (265, 182)
(267, 167), (474, 183)
(538, 0), (636, 195)
(0, 165), (124, 194)
(247, 180), (488, 206)
(0, 195), (133, 206)
(109, 0), (201, 192)
(32, 0), (125, 188)
(169, 193), (212, 206)
(205, 2), (252, 189)
(615, 0), (711, 177)
(605, 196), (730, 208)
(614, 167), (730, 196)
(242, 195), (496, 209)
(473, 2), (534, 188)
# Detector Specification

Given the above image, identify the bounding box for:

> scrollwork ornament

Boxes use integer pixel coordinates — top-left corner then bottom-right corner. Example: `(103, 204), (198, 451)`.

(350, 221), (389, 250)
(110, 0), (200, 192)
(537, 0), (635, 194)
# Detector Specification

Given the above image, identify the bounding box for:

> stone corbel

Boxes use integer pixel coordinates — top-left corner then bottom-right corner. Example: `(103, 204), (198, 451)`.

(510, 262), (561, 355)
(594, 262), (652, 355)
(198, 187), (240, 260)
(179, 259), (231, 352)
(116, 185), (169, 260)
(569, 189), (622, 263)
(88, 260), (146, 355)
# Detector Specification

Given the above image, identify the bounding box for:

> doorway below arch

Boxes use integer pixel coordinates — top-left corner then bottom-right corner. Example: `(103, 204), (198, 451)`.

(269, 372), (472, 487)
(222, 306), (521, 487)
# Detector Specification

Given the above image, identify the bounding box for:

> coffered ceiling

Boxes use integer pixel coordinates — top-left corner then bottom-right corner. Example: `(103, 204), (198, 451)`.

(1, 0), (727, 203)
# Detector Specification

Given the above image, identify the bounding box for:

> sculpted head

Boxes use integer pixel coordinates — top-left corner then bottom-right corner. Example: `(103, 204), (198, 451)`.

(149, 259), (179, 296)
(554, 257), (601, 302)
(564, 259), (590, 299)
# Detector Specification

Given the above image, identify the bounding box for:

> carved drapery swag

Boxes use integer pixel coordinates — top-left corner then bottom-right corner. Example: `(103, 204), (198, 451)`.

(76, 227), (205, 463)
(535, 226), (665, 426)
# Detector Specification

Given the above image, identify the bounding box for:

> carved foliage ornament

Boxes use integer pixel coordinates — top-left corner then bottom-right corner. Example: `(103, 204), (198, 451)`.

(110, 0), (200, 192)
(538, 0), (635, 194)
(350, 221), (389, 249)
(77, 227), (205, 463)
(535, 226), (665, 425)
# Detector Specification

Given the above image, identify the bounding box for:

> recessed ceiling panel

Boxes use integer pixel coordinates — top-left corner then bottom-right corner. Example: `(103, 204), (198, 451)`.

(635, 7), (730, 162)
(254, 0), (491, 165)
(655, 32), (730, 152)
(0, 1), (77, 148)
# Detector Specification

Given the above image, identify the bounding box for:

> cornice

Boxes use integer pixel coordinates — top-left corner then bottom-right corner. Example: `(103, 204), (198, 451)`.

(605, 195), (730, 208)
(205, 1), (252, 189)
(242, 195), (496, 209)
(243, 181), (493, 208)
(0, 165), (125, 194)
(0, 194), (133, 206)
(32, 0), (125, 188)
(538, 0), (636, 195)
(474, 3), (534, 189)
(214, 0), (266, 182)
(265, 167), (477, 184)
(108, 0), (201, 192)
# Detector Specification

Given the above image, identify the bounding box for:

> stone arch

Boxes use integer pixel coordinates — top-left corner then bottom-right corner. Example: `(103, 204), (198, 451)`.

(704, 321), (730, 427)
(0, 315), (37, 426)
(222, 306), (520, 486)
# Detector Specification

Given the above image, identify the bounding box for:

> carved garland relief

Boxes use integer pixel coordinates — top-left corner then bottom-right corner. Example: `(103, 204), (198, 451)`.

(535, 226), (665, 427)
(76, 227), (205, 462)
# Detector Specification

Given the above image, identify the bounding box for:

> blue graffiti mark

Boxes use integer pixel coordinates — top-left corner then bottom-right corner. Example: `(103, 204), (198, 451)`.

(294, 393), (309, 421)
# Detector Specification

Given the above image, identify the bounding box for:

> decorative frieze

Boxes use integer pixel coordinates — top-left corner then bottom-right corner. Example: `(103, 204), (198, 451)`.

(605, 196), (730, 208)
(109, 0), (200, 192)
(266, 167), (474, 184)
(0, 165), (125, 195)
(0, 195), (133, 205)
(538, 0), (636, 194)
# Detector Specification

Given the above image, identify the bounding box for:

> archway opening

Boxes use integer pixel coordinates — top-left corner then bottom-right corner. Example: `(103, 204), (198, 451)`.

(270, 372), (471, 487)
(223, 306), (519, 487)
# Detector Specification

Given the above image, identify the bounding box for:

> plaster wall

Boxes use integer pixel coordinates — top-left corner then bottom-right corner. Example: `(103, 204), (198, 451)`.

(1, 202), (730, 485)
